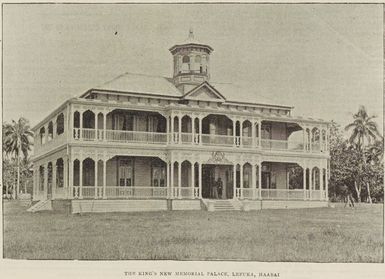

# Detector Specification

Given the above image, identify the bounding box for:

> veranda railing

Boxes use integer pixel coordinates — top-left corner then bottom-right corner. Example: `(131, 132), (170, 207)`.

(72, 186), (200, 199)
(72, 128), (326, 153)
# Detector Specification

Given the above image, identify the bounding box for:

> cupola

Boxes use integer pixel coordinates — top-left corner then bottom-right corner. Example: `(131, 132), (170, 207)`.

(169, 29), (214, 93)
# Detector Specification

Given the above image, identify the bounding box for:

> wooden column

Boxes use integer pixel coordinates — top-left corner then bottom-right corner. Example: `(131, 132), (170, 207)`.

(94, 159), (98, 199)
(258, 121), (262, 148)
(310, 129), (313, 152)
(52, 161), (57, 199)
(258, 163), (262, 200)
(178, 161), (182, 198)
(319, 166), (323, 201)
(240, 163), (244, 199)
(199, 117), (203, 145)
(198, 163), (202, 198)
(251, 163), (256, 199)
(69, 159), (74, 199)
(43, 163), (48, 199)
(103, 113), (107, 141)
(79, 159), (83, 199)
(178, 116), (182, 144)
(170, 161), (174, 198)
(94, 112), (98, 140)
(191, 117), (195, 144)
(252, 122), (256, 148)
(166, 162), (170, 198)
(303, 167), (306, 200)
(171, 116), (174, 143)
(239, 121), (243, 148)
(326, 165), (329, 201)
(233, 164), (237, 199)
(103, 159), (107, 199)
(79, 112), (83, 140)
(166, 116), (170, 144)
(309, 168), (313, 200)
(191, 162), (195, 198)
(63, 157), (68, 198)
(233, 120), (236, 147)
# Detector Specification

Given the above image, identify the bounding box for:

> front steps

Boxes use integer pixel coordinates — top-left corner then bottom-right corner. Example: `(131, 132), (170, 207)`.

(204, 199), (242, 211)
(27, 199), (52, 212)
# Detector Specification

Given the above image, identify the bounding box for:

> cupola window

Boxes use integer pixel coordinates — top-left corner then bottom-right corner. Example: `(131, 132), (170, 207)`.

(181, 55), (190, 73)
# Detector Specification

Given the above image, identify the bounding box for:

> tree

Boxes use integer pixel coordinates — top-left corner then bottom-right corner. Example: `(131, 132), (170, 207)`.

(345, 106), (381, 149)
(3, 118), (34, 199)
(344, 106), (382, 203)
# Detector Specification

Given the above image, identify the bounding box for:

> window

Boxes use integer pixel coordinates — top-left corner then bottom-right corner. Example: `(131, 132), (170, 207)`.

(56, 114), (64, 135)
(182, 55), (190, 63)
(151, 160), (166, 187)
(119, 159), (133, 187)
(48, 122), (53, 141)
(40, 127), (46, 144)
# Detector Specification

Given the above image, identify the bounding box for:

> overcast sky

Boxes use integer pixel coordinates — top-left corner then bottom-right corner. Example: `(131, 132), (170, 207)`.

(2, 4), (383, 131)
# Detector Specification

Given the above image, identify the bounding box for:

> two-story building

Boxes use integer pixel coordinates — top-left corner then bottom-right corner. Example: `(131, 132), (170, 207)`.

(30, 31), (330, 212)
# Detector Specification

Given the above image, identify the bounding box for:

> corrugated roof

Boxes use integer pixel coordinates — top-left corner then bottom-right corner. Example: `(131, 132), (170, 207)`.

(92, 72), (293, 108)
(94, 72), (183, 97)
(210, 82), (293, 108)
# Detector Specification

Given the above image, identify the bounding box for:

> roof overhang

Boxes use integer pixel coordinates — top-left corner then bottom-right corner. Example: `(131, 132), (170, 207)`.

(169, 43), (214, 54)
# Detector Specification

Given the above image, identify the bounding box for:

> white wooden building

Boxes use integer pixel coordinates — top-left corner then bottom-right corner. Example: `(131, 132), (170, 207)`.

(31, 31), (330, 212)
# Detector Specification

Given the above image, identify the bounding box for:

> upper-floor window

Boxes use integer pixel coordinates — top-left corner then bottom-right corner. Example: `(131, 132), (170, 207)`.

(48, 121), (53, 141)
(56, 113), (64, 135)
(182, 55), (190, 63)
(181, 55), (190, 73)
(40, 127), (46, 145)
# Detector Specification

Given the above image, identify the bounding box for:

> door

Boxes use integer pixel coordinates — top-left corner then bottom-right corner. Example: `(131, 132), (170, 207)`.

(119, 160), (133, 187)
(152, 166), (166, 187)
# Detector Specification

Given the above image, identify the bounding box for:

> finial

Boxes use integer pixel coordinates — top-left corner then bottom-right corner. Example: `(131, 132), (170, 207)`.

(188, 28), (194, 40)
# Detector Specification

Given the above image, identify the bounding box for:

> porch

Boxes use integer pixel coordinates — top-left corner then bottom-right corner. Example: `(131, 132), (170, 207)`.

(69, 109), (329, 153)
(34, 155), (328, 202)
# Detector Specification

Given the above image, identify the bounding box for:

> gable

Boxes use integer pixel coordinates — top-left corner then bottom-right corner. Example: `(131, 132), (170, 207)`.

(189, 87), (220, 99)
(182, 82), (226, 102)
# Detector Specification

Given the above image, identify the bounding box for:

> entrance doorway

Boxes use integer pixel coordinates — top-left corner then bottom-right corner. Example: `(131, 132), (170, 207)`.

(202, 164), (233, 199)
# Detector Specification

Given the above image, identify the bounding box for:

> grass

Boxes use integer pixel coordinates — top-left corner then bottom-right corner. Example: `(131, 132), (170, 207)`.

(2, 201), (383, 262)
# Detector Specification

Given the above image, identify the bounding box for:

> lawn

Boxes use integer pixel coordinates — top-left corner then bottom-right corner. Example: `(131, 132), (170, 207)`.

(2, 201), (383, 262)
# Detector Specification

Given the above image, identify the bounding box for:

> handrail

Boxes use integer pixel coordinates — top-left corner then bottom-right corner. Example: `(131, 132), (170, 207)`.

(70, 128), (326, 153)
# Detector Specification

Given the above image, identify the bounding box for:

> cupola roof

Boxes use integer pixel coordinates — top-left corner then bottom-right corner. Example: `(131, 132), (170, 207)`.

(169, 29), (214, 54)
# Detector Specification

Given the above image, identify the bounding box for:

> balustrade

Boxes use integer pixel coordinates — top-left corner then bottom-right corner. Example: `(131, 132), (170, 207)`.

(71, 128), (326, 153)
(71, 186), (324, 201)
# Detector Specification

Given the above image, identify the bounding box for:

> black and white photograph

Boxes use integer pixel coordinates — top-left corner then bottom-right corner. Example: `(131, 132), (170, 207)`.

(1, 1), (384, 278)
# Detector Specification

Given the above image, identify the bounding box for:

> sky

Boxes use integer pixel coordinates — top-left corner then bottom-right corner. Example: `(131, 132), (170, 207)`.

(2, 4), (383, 131)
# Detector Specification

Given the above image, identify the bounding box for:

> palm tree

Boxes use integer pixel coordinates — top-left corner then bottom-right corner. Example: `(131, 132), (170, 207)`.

(345, 106), (382, 203)
(3, 117), (34, 199)
(345, 106), (381, 150)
